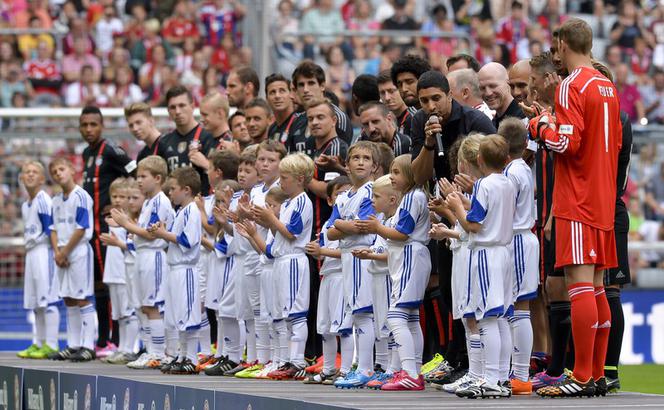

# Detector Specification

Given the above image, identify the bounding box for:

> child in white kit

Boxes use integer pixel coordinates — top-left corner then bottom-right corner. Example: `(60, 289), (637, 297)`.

(48, 158), (96, 362)
(447, 135), (516, 399)
(18, 160), (60, 360)
(327, 141), (378, 389)
(149, 166), (203, 374)
(304, 176), (352, 384)
(358, 154), (432, 391)
(251, 153), (314, 380)
(100, 178), (138, 364)
(498, 118), (539, 393)
(353, 174), (402, 388)
(112, 156), (174, 369)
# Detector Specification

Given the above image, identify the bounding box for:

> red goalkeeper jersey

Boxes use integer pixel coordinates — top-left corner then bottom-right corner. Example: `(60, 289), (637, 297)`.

(543, 66), (622, 231)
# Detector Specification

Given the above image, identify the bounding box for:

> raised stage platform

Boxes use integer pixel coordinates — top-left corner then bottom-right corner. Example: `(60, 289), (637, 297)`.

(1, 353), (663, 410)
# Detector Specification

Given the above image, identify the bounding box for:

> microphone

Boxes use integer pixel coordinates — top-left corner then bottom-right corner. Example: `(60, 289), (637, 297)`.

(429, 115), (445, 157)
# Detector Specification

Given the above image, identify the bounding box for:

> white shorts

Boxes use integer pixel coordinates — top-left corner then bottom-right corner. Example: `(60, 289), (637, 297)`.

(235, 254), (262, 321)
(124, 262), (140, 309)
(341, 250), (373, 314)
(136, 249), (167, 307)
(466, 246), (510, 320)
(274, 254), (310, 320)
(23, 245), (59, 309)
(197, 251), (210, 303)
(57, 243), (93, 300)
(164, 265), (201, 331)
(316, 272), (347, 335)
(451, 245), (471, 320)
(509, 231), (540, 303)
(109, 283), (134, 320)
(371, 273), (392, 338)
(387, 242), (431, 309)
(208, 255), (237, 318)
(259, 261), (276, 321)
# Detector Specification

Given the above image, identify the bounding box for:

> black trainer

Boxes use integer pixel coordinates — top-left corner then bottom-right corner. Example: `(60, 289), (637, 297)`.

(536, 374), (596, 398)
(606, 376), (621, 392)
(169, 359), (198, 375)
(49, 346), (79, 361)
(204, 356), (238, 376)
(69, 347), (96, 362)
(595, 377), (608, 397)
(161, 357), (178, 374)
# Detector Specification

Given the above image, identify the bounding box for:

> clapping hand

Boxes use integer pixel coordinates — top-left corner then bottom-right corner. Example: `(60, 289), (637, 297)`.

(304, 240), (321, 257)
(355, 215), (381, 234)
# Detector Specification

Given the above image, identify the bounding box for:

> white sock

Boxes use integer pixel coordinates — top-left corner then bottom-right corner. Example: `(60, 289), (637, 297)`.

(199, 314), (211, 355)
(118, 317), (128, 352)
(178, 331), (187, 362)
(269, 322), (278, 363)
(353, 313), (376, 376)
(339, 332), (354, 373)
(408, 311), (423, 373)
(185, 329), (200, 362)
(374, 337), (389, 370)
(509, 310), (533, 382)
(220, 317), (241, 364)
(149, 319), (166, 356)
(273, 319), (289, 366)
(387, 308), (417, 378)
(45, 306), (60, 350)
(498, 316), (512, 382)
(166, 326), (179, 357)
(215, 314), (224, 358)
(79, 304), (96, 350)
(123, 315), (139, 354)
(244, 319), (256, 363)
(468, 333), (483, 379)
(34, 308), (46, 346)
(322, 333), (337, 374)
(66, 306), (81, 348)
(137, 311), (150, 352)
(255, 318), (271, 364)
(479, 317), (500, 386)
(388, 336), (401, 373)
(288, 317), (307, 368)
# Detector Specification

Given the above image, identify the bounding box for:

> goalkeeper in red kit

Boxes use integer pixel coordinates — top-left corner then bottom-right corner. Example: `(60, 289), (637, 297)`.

(528, 18), (621, 398)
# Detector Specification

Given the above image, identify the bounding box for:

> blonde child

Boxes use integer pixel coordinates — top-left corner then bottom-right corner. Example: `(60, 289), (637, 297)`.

(357, 154), (431, 390)
(18, 160), (60, 359)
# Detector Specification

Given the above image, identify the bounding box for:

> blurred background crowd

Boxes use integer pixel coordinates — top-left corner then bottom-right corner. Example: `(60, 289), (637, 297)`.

(0, 0), (664, 281)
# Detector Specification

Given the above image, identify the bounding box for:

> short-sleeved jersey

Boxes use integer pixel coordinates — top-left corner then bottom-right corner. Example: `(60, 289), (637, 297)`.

(466, 173), (515, 247)
(22, 190), (53, 250)
(396, 106), (418, 137)
(389, 188), (430, 246)
(159, 124), (215, 194)
(213, 231), (235, 258)
(136, 135), (166, 164)
(544, 66), (622, 230)
(504, 158), (536, 231)
(250, 179), (280, 241)
(202, 194), (215, 247)
(318, 222), (341, 276)
(167, 202), (201, 266)
(125, 234), (136, 265)
(266, 192), (313, 259)
(269, 111), (300, 145)
(330, 181), (376, 248)
(136, 191), (174, 250)
(103, 226), (127, 284)
(368, 216), (391, 276)
(287, 104), (353, 149)
(50, 185), (94, 259)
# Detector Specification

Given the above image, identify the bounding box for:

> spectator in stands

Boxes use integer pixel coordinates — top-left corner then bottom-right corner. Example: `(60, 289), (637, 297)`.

(300, 0), (345, 59)
(615, 62), (645, 123)
(605, 43), (624, 72)
(272, 0), (302, 62)
(138, 43), (169, 93)
(0, 41), (18, 78)
(209, 32), (238, 75)
(199, 0), (246, 47)
(325, 45), (355, 107)
(53, 0), (79, 32)
(650, 3), (664, 69)
(14, 0), (52, 29)
(496, 0), (529, 64)
(94, 2), (123, 58)
(130, 19), (174, 72)
(381, 0), (420, 51)
(62, 37), (101, 82)
(24, 39), (61, 104)
(641, 69), (664, 125)
(104, 65), (144, 107)
(63, 17), (95, 56)
(162, 0), (200, 48)
(181, 50), (207, 93)
(610, 0), (654, 51)
(124, 3), (147, 49)
(445, 53), (481, 73)
(452, 0), (491, 26)
(65, 64), (106, 107)
(0, 61), (33, 107)
(17, 16), (54, 60)
(347, 0), (380, 60)
(644, 162), (664, 220)
(630, 36), (653, 78)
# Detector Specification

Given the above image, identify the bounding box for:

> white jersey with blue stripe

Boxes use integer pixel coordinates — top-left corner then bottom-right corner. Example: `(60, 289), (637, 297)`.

(22, 190), (52, 250)
(167, 202), (201, 266)
(103, 226), (127, 284)
(388, 188), (430, 246)
(202, 193), (216, 248)
(368, 216), (391, 275)
(136, 191), (174, 250)
(319, 222), (341, 276)
(50, 185), (93, 259)
(330, 181), (376, 249)
(503, 158), (535, 231)
(467, 173), (515, 247)
(266, 191), (313, 259)
(250, 179), (280, 242)
(125, 234), (136, 265)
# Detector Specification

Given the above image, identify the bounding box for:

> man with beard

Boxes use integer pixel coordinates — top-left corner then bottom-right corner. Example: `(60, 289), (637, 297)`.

(377, 70), (418, 137)
(391, 54), (432, 111)
(226, 66), (259, 109)
(244, 98), (273, 145)
(509, 59), (531, 105)
(358, 101), (411, 156)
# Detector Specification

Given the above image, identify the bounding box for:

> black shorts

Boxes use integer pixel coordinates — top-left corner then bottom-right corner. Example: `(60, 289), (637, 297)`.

(605, 205), (631, 286)
(537, 219), (564, 279)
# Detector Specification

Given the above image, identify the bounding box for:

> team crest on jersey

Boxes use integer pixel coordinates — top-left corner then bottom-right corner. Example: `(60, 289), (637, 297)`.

(95, 157), (103, 166)
(177, 141), (188, 153)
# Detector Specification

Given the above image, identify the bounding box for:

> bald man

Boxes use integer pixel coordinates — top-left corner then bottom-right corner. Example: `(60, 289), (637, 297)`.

(448, 68), (495, 120)
(479, 62), (526, 129)
(509, 60), (531, 105)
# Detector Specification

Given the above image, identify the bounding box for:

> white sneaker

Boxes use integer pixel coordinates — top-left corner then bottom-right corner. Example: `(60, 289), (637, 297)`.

(256, 361), (277, 378)
(127, 352), (153, 369)
(456, 379), (504, 399)
(440, 373), (473, 393)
